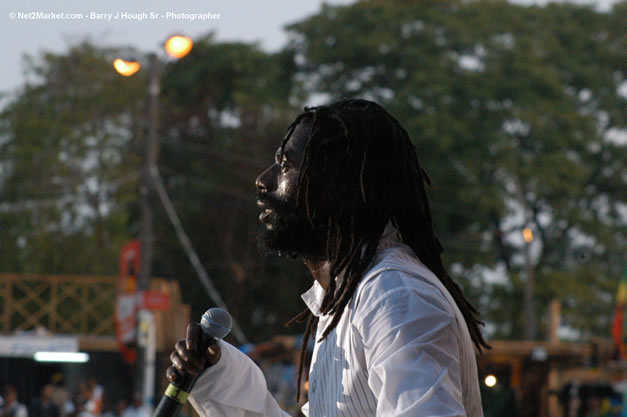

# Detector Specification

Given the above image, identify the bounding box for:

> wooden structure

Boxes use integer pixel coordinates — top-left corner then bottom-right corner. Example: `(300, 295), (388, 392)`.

(478, 338), (618, 417)
(0, 273), (189, 351)
(0, 274), (117, 336)
(149, 278), (190, 351)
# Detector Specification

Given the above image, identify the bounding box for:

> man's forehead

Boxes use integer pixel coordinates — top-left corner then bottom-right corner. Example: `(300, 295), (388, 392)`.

(281, 121), (310, 156)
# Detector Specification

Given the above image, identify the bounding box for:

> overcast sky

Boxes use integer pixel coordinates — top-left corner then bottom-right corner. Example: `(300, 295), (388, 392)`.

(0, 0), (619, 98)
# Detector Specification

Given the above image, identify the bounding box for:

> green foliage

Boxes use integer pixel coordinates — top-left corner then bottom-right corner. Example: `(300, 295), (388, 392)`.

(0, 42), (145, 274)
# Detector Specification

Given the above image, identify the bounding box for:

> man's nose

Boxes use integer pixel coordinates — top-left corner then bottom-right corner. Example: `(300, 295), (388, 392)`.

(255, 165), (274, 193)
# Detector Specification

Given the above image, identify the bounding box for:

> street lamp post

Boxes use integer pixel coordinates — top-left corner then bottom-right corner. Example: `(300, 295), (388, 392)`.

(114, 36), (193, 413)
(523, 226), (536, 340)
(138, 53), (160, 293)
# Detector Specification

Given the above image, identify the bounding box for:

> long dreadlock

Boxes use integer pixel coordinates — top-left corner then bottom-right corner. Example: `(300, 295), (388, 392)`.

(283, 99), (490, 402)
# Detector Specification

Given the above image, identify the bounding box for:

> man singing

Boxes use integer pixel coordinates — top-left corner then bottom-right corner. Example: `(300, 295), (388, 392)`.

(167, 99), (490, 416)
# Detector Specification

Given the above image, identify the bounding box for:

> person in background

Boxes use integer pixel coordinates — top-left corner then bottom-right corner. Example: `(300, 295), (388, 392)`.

(49, 374), (73, 417)
(30, 385), (59, 417)
(110, 400), (128, 417)
(0, 385), (28, 417)
(84, 379), (102, 417)
(73, 393), (92, 417)
(119, 394), (148, 417)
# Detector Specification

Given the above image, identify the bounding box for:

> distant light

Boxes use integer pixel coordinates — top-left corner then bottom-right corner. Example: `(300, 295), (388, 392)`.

(165, 36), (193, 59)
(34, 352), (89, 363)
(523, 227), (533, 243)
(304, 381), (309, 391)
(532, 346), (548, 362)
(113, 59), (141, 77)
(484, 375), (497, 388)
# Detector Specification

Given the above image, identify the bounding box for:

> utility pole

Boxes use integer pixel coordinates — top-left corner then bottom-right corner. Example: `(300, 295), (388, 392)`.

(136, 53), (160, 413)
(139, 53), (160, 293)
(523, 227), (536, 340)
(115, 40), (193, 412)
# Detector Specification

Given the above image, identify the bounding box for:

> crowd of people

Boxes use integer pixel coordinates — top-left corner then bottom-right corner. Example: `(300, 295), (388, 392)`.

(0, 377), (146, 417)
(0, 334), (309, 417)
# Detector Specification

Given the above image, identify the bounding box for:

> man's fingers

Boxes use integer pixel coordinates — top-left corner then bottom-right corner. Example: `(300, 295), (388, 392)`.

(175, 339), (205, 369)
(207, 343), (221, 366)
(166, 323), (223, 383)
(166, 366), (179, 383)
(186, 322), (202, 353)
(170, 350), (202, 377)
(174, 339), (186, 353)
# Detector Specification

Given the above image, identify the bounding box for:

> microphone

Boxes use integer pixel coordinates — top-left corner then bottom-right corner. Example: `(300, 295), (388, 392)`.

(153, 307), (232, 417)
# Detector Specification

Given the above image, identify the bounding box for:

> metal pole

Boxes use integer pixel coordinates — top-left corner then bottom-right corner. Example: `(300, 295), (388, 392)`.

(524, 240), (536, 340)
(139, 53), (160, 293)
(138, 53), (160, 411)
(138, 310), (156, 415)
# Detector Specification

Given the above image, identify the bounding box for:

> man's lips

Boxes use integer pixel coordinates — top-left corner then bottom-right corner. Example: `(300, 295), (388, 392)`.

(257, 200), (273, 223)
(259, 208), (272, 223)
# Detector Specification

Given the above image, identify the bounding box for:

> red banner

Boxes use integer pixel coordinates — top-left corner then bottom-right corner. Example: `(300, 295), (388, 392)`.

(142, 291), (170, 311)
(115, 240), (140, 363)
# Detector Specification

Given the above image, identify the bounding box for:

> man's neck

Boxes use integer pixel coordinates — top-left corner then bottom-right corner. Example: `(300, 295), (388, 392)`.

(303, 257), (333, 290)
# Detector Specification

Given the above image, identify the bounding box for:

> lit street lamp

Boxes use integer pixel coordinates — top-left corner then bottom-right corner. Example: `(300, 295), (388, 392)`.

(113, 58), (141, 77)
(164, 35), (193, 58)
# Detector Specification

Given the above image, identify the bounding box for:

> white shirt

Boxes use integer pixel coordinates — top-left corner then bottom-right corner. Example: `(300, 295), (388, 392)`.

(189, 226), (483, 417)
(2, 402), (29, 417)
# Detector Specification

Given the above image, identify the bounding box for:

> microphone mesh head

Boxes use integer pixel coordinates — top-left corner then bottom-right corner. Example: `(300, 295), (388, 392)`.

(200, 308), (232, 340)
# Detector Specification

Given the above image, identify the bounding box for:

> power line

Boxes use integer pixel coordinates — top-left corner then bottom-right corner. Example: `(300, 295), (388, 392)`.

(150, 165), (248, 345)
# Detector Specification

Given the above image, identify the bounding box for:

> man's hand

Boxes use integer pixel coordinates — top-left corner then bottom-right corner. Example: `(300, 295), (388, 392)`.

(166, 322), (222, 383)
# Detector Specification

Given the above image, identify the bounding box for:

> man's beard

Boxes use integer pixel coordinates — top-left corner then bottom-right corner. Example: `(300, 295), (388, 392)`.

(256, 193), (324, 258)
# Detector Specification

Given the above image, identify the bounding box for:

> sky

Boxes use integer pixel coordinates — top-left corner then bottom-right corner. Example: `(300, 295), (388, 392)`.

(0, 0), (350, 96)
(0, 0), (619, 98)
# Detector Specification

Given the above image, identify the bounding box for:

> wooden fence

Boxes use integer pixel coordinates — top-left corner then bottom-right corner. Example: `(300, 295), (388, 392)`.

(0, 274), (117, 336)
(0, 274), (189, 352)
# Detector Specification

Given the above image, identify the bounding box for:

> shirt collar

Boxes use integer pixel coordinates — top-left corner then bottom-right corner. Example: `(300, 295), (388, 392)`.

(301, 280), (326, 317)
(300, 221), (403, 316)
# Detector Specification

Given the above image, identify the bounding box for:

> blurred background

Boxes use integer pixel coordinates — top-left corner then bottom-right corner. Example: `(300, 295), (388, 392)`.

(0, 0), (625, 416)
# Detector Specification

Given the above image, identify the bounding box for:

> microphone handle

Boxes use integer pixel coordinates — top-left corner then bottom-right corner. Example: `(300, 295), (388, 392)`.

(153, 335), (216, 417)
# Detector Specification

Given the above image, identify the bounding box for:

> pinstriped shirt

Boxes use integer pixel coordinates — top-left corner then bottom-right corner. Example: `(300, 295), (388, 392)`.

(301, 277), (377, 416)
(188, 226), (483, 417)
(300, 237), (482, 417)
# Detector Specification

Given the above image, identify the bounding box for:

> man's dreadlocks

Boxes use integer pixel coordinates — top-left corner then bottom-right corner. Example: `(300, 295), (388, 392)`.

(283, 98), (490, 401)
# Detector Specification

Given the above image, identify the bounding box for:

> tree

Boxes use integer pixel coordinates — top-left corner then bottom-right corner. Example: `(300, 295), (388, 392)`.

(0, 42), (145, 275)
(285, 0), (627, 339)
